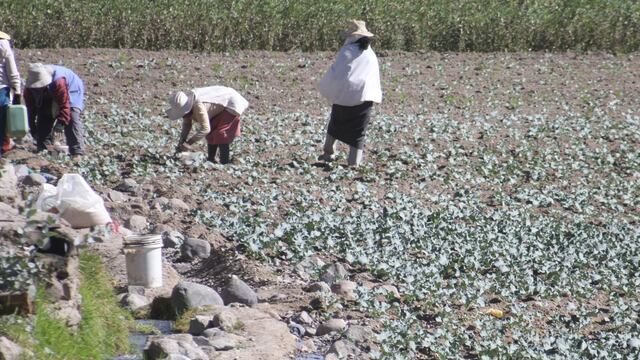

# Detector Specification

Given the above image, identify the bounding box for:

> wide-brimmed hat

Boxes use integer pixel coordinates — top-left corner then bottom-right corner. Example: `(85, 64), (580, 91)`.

(26, 63), (54, 88)
(343, 20), (374, 38)
(166, 91), (195, 120)
(0, 31), (11, 40)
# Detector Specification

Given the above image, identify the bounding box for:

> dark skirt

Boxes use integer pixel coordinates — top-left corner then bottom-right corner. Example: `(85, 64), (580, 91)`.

(327, 101), (373, 149)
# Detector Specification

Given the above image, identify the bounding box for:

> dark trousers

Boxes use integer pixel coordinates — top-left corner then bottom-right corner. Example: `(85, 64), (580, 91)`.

(208, 144), (230, 164)
(33, 105), (85, 155)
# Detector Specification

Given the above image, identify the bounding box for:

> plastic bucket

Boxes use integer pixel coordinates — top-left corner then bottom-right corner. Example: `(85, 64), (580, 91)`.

(123, 235), (163, 288)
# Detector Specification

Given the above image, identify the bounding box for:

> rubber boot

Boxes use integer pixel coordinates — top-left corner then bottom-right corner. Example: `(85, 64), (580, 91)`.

(219, 144), (230, 164)
(347, 146), (363, 167)
(208, 144), (218, 163)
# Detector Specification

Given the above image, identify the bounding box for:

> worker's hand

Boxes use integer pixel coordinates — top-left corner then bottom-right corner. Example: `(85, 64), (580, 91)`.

(178, 143), (193, 152)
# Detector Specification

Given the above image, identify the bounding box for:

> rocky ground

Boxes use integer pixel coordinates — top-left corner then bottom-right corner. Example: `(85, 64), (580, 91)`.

(1, 48), (639, 359)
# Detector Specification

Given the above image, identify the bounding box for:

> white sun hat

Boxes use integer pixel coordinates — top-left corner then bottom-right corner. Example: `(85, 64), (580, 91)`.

(0, 31), (11, 40)
(26, 63), (54, 88)
(166, 91), (195, 120)
(343, 20), (374, 38)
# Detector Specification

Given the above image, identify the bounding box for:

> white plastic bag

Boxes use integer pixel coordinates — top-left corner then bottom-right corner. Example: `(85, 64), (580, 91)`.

(36, 174), (112, 228)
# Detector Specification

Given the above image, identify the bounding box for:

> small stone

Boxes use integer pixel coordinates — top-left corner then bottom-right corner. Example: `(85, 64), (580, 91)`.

(151, 197), (169, 210)
(296, 311), (314, 325)
(180, 238), (211, 260)
(331, 280), (357, 301)
(327, 340), (360, 358)
(320, 263), (348, 285)
(0, 336), (23, 360)
(188, 315), (213, 336)
(212, 311), (237, 332)
(221, 275), (258, 306)
(629, 338), (640, 349)
(108, 190), (126, 203)
(305, 327), (317, 337)
(170, 282), (224, 315)
(169, 198), (190, 211)
(316, 319), (347, 336)
(127, 215), (148, 233)
(117, 178), (138, 193)
(305, 281), (331, 293)
(22, 173), (46, 186)
(143, 334), (208, 360)
(164, 231), (185, 248)
(0, 164), (18, 201)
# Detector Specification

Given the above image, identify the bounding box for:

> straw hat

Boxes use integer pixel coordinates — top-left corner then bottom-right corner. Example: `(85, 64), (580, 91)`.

(26, 63), (54, 88)
(166, 91), (195, 120)
(343, 20), (374, 38)
(0, 31), (11, 40)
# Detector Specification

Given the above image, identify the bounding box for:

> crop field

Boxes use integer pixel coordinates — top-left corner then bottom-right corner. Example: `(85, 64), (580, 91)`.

(10, 48), (640, 359)
(3, 0), (640, 52)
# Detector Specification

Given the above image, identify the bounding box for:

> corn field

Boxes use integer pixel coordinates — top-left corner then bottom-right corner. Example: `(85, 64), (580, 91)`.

(2, 0), (640, 52)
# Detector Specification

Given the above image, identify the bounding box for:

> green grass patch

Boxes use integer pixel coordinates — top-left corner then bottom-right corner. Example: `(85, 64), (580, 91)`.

(0, 252), (133, 359)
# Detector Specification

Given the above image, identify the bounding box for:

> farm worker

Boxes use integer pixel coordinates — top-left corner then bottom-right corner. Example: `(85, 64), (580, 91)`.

(317, 20), (382, 167)
(166, 86), (248, 164)
(24, 63), (86, 156)
(0, 31), (22, 159)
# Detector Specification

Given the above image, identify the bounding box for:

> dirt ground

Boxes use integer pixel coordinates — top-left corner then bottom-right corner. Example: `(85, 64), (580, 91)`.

(6, 48), (639, 358)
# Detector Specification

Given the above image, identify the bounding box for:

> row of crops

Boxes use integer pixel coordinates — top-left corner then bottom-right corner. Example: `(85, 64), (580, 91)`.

(3, 0), (640, 52)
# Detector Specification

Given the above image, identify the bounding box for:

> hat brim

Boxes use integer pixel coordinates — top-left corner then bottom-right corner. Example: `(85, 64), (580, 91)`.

(166, 103), (193, 120)
(0, 31), (10, 40)
(26, 77), (53, 89)
(351, 30), (374, 38)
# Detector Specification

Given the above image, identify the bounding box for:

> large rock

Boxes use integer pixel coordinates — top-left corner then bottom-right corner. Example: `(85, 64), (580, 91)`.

(344, 325), (375, 345)
(192, 305), (296, 360)
(180, 238), (210, 260)
(0, 336), (23, 360)
(143, 334), (208, 360)
(0, 164), (18, 202)
(321, 263), (348, 285)
(171, 282), (223, 315)
(221, 275), (258, 306)
(211, 310), (238, 332)
(120, 293), (151, 312)
(316, 319), (347, 336)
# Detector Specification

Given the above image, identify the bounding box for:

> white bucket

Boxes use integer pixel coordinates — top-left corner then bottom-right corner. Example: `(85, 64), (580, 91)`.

(123, 235), (163, 288)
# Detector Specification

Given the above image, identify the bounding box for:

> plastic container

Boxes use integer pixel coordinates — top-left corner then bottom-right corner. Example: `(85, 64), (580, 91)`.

(123, 235), (163, 288)
(6, 104), (29, 138)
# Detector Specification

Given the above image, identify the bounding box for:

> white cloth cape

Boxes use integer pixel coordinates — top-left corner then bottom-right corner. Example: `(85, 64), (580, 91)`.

(318, 42), (382, 106)
(189, 86), (249, 116)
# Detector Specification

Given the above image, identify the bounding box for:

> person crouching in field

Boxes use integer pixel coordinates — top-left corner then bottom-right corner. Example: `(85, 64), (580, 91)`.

(0, 31), (22, 159)
(24, 63), (86, 157)
(317, 20), (382, 167)
(166, 86), (248, 164)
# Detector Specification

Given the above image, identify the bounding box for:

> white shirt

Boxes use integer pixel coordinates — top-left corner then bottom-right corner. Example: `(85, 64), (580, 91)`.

(318, 42), (382, 106)
(0, 39), (21, 93)
(190, 86), (249, 116)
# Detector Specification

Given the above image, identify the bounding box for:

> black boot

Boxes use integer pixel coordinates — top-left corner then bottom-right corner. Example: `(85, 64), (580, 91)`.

(219, 144), (230, 164)
(207, 144), (218, 163)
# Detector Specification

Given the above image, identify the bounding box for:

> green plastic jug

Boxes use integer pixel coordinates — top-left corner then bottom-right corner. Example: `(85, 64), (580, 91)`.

(6, 104), (28, 138)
